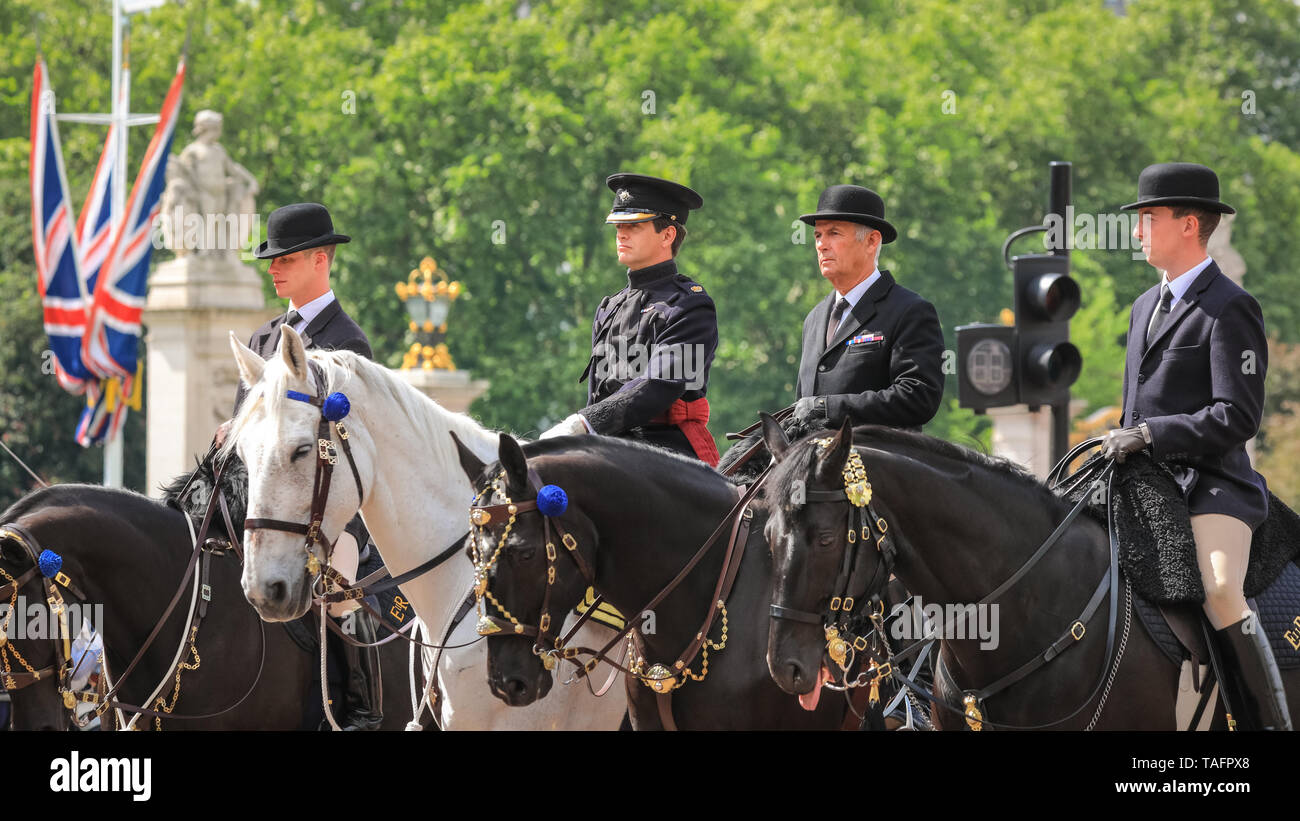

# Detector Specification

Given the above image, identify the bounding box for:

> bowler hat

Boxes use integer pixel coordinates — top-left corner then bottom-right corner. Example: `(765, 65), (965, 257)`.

(605, 173), (703, 226)
(1120, 163), (1235, 214)
(799, 184), (898, 243)
(254, 203), (351, 259)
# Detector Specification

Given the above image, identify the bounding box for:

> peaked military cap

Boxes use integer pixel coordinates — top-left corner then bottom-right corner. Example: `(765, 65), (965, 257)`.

(605, 173), (703, 226)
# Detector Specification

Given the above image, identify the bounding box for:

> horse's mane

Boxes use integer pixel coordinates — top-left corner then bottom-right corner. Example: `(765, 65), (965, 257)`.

(520, 434), (733, 485)
(0, 483), (171, 527)
(223, 346), (499, 477)
(158, 455), (249, 536)
(767, 425), (1069, 517)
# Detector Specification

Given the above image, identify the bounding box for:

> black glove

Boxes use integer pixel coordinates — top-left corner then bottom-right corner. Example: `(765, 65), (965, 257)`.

(792, 396), (827, 426)
(1101, 426), (1147, 463)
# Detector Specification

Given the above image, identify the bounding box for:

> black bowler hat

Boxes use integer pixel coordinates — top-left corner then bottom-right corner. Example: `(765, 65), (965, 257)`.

(1120, 163), (1235, 214)
(605, 173), (703, 227)
(253, 203), (352, 259)
(799, 184), (898, 243)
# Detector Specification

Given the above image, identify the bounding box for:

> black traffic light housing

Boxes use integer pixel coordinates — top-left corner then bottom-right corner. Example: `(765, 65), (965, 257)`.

(1012, 252), (1081, 409)
(956, 162), (1082, 464)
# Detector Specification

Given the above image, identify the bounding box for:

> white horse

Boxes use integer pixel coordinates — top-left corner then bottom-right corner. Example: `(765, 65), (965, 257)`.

(225, 325), (625, 730)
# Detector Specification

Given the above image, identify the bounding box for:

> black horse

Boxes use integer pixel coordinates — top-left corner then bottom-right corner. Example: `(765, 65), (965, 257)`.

(0, 473), (421, 731)
(759, 418), (1300, 729)
(453, 432), (845, 730)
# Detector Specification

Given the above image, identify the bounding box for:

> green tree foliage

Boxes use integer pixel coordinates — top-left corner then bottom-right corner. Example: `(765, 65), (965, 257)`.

(1, 0), (1297, 507)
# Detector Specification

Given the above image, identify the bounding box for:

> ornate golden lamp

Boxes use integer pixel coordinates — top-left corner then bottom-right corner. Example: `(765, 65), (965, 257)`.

(395, 256), (463, 370)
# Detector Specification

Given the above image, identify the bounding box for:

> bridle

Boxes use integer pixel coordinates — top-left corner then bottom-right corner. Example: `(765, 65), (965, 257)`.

(767, 438), (900, 701)
(0, 525), (93, 723)
(243, 360), (364, 592)
(468, 459), (765, 705)
(769, 436), (1122, 730)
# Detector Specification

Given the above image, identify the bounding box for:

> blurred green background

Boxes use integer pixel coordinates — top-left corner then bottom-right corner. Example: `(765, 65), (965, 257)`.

(2, 0), (1298, 507)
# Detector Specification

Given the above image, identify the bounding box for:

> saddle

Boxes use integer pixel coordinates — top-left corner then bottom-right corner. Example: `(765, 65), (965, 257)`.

(1063, 454), (1300, 673)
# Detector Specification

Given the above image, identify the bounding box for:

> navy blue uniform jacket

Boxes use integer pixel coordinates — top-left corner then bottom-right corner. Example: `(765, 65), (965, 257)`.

(796, 270), (945, 430)
(1121, 261), (1269, 528)
(578, 259), (717, 457)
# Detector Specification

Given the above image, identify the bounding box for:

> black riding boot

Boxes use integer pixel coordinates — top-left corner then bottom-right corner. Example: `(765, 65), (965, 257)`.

(338, 609), (384, 731)
(1216, 617), (1292, 731)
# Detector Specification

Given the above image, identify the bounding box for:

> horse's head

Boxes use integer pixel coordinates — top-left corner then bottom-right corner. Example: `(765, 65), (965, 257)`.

(227, 326), (367, 622)
(761, 415), (894, 706)
(454, 432), (596, 707)
(0, 532), (74, 730)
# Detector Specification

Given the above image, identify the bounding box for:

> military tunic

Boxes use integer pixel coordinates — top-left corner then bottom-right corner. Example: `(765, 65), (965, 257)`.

(578, 259), (718, 458)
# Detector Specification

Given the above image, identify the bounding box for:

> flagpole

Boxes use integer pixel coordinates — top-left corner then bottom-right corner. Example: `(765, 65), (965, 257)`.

(102, 0), (126, 488)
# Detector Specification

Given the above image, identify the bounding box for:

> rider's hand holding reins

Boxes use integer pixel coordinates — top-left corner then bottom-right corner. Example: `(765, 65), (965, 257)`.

(1101, 424), (1150, 463)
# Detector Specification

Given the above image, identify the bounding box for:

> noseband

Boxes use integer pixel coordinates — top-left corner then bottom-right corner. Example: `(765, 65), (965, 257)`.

(243, 361), (364, 587)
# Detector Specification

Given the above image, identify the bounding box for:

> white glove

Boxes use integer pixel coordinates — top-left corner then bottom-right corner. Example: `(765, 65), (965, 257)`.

(540, 413), (590, 439)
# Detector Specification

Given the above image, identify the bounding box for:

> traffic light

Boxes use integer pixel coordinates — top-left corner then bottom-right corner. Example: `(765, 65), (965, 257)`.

(956, 322), (1017, 412)
(956, 161), (1082, 415)
(1012, 253), (1081, 409)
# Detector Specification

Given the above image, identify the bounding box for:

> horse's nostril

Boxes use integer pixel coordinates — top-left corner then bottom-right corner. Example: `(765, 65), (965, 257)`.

(267, 580), (287, 605)
(787, 662), (804, 687)
(506, 678), (527, 696)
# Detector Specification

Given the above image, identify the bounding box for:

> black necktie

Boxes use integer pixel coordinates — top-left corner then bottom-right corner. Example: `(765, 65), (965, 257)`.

(1145, 284), (1173, 347)
(284, 309), (302, 330)
(826, 298), (849, 349)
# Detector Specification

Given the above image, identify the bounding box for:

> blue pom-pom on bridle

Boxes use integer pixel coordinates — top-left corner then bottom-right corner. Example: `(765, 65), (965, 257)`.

(38, 549), (63, 579)
(536, 484), (568, 517)
(321, 392), (351, 422)
(285, 389), (351, 422)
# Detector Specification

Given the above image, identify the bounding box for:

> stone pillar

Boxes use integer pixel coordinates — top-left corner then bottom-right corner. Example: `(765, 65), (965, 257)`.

(988, 399), (1089, 480)
(395, 369), (490, 414)
(143, 254), (273, 496)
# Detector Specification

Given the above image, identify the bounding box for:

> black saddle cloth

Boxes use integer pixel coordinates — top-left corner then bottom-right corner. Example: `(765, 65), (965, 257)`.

(1062, 454), (1300, 671)
(1064, 453), (1300, 603)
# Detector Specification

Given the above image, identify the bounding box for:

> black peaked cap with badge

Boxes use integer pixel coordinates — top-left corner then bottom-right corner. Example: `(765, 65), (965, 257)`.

(605, 173), (703, 229)
(578, 173), (716, 458)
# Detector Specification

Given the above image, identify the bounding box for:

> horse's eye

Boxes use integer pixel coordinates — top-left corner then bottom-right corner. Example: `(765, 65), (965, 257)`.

(517, 547), (537, 562)
(291, 444), (312, 463)
(817, 531), (835, 548)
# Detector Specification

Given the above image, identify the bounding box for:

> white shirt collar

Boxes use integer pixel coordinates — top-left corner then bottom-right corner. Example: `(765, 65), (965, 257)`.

(1162, 257), (1212, 304)
(836, 268), (882, 309)
(288, 289), (336, 331)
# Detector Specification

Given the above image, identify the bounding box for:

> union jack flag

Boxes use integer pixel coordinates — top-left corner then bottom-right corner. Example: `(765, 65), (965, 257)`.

(82, 58), (185, 380)
(75, 96), (119, 298)
(30, 59), (92, 395)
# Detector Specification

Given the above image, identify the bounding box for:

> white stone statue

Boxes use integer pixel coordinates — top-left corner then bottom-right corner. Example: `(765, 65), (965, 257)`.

(1208, 212), (1246, 287)
(160, 110), (259, 258)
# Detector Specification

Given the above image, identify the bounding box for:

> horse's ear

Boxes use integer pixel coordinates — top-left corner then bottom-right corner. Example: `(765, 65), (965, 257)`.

(230, 331), (265, 387)
(759, 412), (790, 463)
(498, 433), (530, 497)
(815, 417), (854, 481)
(449, 431), (485, 483)
(278, 324), (310, 382)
